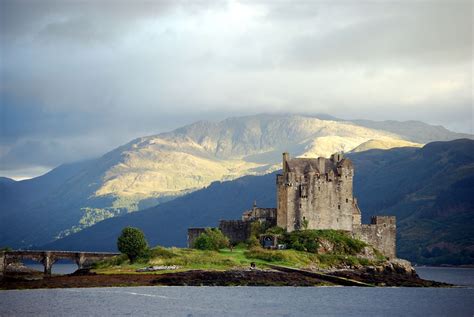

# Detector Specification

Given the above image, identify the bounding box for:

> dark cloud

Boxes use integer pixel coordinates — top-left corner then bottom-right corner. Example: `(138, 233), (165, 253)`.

(0, 0), (472, 178)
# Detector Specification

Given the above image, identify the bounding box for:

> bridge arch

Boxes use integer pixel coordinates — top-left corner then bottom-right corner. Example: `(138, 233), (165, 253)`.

(1, 251), (120, 275)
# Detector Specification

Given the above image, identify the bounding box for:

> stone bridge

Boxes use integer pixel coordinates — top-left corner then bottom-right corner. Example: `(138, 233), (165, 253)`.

(0, 250), (120, 275)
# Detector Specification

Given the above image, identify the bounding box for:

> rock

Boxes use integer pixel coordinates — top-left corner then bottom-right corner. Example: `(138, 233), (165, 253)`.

(358, 246), (376, 259)
(390, 258), (416, 275)
(317, 238), (334, 254)
(69, 268), (97, 276)
(136, 265), (180, 272)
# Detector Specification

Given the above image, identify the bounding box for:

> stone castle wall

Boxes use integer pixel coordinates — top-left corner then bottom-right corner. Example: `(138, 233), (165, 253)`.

(219, 220), (252, 244)
(353, 216), (396, 259)
(277, 154), (361, 232)
(242, 207), (277, 226)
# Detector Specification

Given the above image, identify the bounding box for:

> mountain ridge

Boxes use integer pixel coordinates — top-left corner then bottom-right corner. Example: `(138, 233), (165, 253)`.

(0, 114), (471, 248)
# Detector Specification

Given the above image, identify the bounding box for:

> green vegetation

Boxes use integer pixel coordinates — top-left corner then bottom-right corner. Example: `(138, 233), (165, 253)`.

(193, 228), (229, 251)
(94, 244), (384, 274)
(117, 227), (149, 263)
(282, 229), (367, 255)
(95, 230), (384, 274)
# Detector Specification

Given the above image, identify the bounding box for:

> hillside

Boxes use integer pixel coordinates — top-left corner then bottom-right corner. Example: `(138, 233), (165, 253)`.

(350, 119), (472, 144)
(1, 114), (470, 248)
(350, 139), (474, 265)
(44, 139), (474, 265)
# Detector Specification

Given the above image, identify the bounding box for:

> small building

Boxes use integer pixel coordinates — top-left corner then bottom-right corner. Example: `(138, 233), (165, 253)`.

(260, 234), (280, 249)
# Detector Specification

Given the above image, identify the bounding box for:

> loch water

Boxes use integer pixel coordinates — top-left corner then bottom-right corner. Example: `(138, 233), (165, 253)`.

(1, 267), (473, 316)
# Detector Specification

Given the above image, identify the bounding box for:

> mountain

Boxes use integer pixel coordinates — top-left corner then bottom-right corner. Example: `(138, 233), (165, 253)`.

(44, 139), (474, 265)
(350, 139), (421, 153)
(350, 119), (472, 144)
(0, 177), (16, 184)
(43, 173), (277, 251)
(350, 139), (474, 265)
(1, 114), (470, 248)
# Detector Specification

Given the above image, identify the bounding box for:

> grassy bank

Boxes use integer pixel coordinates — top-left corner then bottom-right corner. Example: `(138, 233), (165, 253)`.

(93, 229), (387, 274)
(93, 245), (385, 274)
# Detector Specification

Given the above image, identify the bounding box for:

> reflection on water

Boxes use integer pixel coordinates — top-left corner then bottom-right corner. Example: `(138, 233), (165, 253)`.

(22, 260), (78, 274)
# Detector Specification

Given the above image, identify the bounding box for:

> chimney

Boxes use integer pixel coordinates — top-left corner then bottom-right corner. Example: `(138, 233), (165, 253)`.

(283, 152), (289, 174)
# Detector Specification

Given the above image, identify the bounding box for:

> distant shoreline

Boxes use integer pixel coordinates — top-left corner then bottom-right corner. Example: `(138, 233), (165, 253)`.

(414, 265), (474, 269)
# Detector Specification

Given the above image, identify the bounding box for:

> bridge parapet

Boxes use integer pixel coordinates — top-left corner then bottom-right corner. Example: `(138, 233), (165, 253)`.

(2, 251), (120, 275)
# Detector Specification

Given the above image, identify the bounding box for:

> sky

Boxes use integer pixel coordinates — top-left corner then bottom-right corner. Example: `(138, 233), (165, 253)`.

(0, 0), (472, 180)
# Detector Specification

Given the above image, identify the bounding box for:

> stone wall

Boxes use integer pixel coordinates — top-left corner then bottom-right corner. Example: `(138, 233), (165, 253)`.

(187, 228), (208, 248)
(0, 251), (4, 276)
(242, 207), (277, 226)
(219, 220), (252, 244)
(353, 216), (396, 259)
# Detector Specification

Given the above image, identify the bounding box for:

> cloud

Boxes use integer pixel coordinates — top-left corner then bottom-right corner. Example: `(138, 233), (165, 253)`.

(285, 2), (472, 67)
(0, 0), (472, 178)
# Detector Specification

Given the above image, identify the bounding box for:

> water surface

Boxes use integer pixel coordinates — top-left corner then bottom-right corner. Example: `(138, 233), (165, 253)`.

(3, 265), (472, 316)
(416, 266), (474, 286)
(0, 286), (473, 316)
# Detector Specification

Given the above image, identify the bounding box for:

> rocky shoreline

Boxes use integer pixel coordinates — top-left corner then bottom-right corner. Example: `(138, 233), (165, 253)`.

(0, 260), (449, 289)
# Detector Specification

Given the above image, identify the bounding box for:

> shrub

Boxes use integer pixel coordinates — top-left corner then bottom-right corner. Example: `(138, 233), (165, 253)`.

(234, 242), (249, 249)
(117, 227), (149, 263)
(93, 254), (129, 268)
(244, 247), (289, 262)
(247, 236), (260, 248)
(265, 226), (286, 235)
(283, 230), (320, 253)
(149, 246), (178, 258)
(250, 221), (271, 238)
(282, 229), (367, 255)
(193, 228), (229, 251)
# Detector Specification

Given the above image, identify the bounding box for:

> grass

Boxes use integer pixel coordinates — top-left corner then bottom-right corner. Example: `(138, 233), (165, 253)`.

(93, 244), (385, 274)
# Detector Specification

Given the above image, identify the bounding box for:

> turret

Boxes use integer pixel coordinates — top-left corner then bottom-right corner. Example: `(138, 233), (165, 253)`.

(330, 152), (344, 163)
(282, 152), (290, 174)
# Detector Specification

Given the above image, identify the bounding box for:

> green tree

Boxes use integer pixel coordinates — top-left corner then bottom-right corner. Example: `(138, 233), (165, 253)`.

(117, 227), (148, 262)
(193, 228), (229, 251)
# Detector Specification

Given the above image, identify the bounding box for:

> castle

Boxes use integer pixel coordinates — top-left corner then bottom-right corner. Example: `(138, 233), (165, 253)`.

(188, 152), (396, 258)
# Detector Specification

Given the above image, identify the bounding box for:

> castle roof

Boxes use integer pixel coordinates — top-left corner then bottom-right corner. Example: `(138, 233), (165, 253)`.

(286, 158), (325, 174)
(286, 157), (352, 175)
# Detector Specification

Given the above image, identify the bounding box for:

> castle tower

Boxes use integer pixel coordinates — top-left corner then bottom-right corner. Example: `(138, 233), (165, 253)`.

(276, 152), (361, 232)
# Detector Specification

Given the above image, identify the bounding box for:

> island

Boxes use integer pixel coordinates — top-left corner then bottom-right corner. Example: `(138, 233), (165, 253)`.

(0, 153), (449, 289)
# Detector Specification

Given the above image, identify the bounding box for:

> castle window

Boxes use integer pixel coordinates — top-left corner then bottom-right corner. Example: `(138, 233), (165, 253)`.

(346, 198), (349, 203)
(338, 205), (341, 210)
(300, 184), (308, 198)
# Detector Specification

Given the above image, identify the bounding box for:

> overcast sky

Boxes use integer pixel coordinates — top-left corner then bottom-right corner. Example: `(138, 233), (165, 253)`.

(0, 0), (472, 179)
